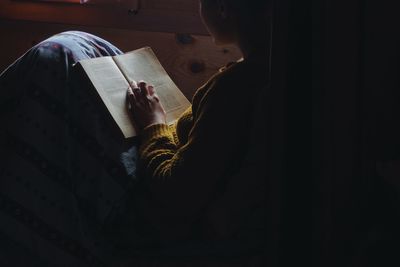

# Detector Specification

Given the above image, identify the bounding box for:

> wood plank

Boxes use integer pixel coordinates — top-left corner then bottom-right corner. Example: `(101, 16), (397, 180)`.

(0, 19), (242, 99)
(143, 0), (198, 11)
(0, 0), (207, 34)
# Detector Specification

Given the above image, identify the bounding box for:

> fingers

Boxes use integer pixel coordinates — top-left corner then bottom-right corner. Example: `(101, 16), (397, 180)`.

(128, 80), (140, 98)
(127, 85), (135, 108)
(127, 81), (139, 111)
(133, 87), (141, 100)
(127, 80), (157, 106)
(129, 80), (138, 88)
(148, 85), (156, 96)
(138, 80), (150, 98)
(146, 85), (160, 102)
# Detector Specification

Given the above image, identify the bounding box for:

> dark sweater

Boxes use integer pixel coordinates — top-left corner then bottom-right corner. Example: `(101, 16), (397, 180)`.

(136, 56), (269, 245)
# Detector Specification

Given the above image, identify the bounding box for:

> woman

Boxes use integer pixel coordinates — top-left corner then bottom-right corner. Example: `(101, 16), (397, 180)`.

(0, 0), (271, 266)
(107, 0), (271, 260)
(121, 0), (271, 254)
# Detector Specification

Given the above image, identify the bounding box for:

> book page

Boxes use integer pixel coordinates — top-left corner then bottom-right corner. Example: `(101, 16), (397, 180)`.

(113, 47), (191, 124)
(78, 56), (136, 138)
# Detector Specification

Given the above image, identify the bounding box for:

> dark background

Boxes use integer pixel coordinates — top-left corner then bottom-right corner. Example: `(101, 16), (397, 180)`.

(266, 0), (400, 266)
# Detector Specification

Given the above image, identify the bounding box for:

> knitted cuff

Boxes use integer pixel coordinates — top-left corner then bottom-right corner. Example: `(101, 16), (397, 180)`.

(141, 123), (172, 142)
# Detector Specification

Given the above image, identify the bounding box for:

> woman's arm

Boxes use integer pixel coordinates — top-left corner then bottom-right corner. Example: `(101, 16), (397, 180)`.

(128, 77), (243, 239)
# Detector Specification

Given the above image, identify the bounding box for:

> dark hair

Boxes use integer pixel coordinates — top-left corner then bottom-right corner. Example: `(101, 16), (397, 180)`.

(201, 0), (271, 50)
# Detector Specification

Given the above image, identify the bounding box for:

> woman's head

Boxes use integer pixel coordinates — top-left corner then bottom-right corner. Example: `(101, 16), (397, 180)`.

(200, 0), (271, 50)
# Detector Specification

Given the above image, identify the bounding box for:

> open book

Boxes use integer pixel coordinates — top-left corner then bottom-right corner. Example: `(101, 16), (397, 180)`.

(76, 47), (190, 138)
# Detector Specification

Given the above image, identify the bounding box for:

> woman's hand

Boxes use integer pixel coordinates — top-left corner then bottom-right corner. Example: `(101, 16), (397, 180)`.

(127, 80), (167, 131)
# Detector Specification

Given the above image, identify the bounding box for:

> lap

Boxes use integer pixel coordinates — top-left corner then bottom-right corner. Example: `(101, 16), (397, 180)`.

(0, 31), (138, 266)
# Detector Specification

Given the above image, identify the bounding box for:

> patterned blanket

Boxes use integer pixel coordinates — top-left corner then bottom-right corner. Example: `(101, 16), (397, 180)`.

(0, 31), (139, 267)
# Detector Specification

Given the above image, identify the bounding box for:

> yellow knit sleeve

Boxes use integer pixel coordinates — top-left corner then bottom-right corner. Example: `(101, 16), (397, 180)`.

(138, 122), (179, 180)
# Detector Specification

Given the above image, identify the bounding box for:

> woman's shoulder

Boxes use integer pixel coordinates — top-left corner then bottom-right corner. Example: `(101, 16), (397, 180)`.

(192, 57), (268, 110)
(219, 56), (268, 78)
(213, 57), (269, 94)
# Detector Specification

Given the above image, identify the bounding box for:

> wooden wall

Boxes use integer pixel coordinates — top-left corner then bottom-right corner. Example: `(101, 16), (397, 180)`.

(0, 0), (242, 100)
